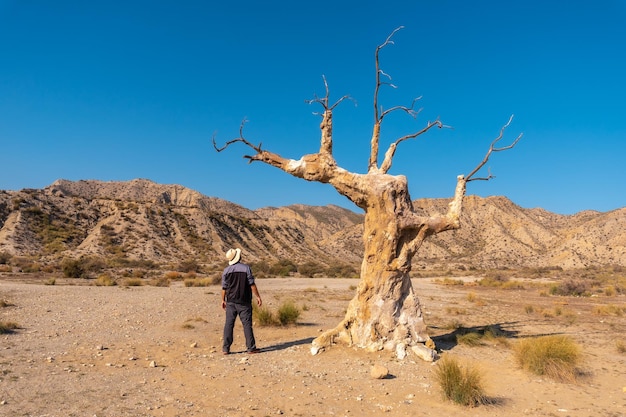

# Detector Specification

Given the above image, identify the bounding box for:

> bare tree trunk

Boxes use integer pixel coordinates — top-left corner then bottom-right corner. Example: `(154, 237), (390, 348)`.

(310, 173), (464, 359)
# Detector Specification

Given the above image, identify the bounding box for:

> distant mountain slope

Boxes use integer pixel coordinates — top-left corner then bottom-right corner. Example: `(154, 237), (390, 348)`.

(0, 179), (624, 270)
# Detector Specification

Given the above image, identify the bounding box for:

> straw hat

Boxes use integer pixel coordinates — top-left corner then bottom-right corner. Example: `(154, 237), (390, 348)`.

(226, 248), (242, 265)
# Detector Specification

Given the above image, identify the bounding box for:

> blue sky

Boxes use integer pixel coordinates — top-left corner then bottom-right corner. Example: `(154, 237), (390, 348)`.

(1, 1), (625, 215)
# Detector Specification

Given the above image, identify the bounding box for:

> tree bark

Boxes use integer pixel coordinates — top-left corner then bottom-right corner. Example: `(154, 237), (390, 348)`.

(310, 172), (467, 359)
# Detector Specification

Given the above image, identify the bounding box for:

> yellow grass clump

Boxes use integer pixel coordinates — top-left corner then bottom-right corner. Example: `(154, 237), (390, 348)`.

(434, 355), (487, 407)
(513, 335), (581, 382)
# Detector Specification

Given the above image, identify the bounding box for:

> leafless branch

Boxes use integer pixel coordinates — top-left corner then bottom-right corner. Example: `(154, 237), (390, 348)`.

(465, 115), (523, 182)
(305, 75), (353, 113)
(380, 97), (423, 121)
(212, 119), (263, 162)
(379, 119), (446, 173)
(374, 26), (404, 123)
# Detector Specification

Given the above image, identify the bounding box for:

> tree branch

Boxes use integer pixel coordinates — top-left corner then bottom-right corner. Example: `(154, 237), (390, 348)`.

(369, 26), (404, 173)
(212, 119), (263, 162)
(379, 119), (445, 173)
(466, 115), (523, 182)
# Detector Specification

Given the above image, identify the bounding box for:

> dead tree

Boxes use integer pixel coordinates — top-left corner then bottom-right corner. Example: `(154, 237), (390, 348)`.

(214, 28), (521, 360)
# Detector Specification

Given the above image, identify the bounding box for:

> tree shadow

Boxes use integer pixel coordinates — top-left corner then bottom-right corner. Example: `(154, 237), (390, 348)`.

(260, 337), (315, 353)
(431, 321), (524, 352)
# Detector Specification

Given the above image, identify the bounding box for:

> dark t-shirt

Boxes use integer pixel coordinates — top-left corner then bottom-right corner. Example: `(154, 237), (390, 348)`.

(221, 262), (255, 304)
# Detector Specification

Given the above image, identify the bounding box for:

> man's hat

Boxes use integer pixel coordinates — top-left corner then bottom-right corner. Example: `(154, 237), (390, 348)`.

(226, 248), (242, 265)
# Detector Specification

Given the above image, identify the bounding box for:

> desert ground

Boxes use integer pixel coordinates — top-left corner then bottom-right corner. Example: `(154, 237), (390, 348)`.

(1, 274), (625, 417)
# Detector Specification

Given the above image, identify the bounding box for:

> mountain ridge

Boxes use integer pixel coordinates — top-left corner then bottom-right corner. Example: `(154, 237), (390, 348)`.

(1, 179), (624, 271)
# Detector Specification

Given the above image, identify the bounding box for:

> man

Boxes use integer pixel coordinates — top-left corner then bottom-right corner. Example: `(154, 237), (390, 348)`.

(221, 248), (262, 354)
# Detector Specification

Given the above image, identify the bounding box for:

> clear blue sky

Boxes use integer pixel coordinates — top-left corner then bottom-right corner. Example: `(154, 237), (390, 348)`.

(1, 1), (625, 215)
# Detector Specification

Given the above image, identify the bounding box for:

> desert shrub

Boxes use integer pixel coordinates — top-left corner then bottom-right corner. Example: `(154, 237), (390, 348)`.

(0, 251), (11, 264)
(457, 332), (484, 347)
(150, 276), (171, 287)
(617, 340), (626, 354)
(0, 321), (20, 334)
(456, 325), (508, 347)
(61, 256), (106, 278)
(436, 277), (465, 286)
(164, 271), (183, 280)
(177, 259), (200, 273)
(524, 305), (535, 314)
(250, 260), (271, 276)
(592, 304), (626, 316)
(513, 335), (581, 382)
(183, 277), (216, 287)
(269, 259), (298, 277)
(94, 274), (116, 286)
(550, 278), (591, 296)
(253, 304), (278, 326)
(61, 258), (86, 278)
(298, 261), (325, 277)
(326, 263), (358, 278)
(277, 300), (301, 325)
(124, 278), (143, 287)
(434, 356), (486, 407)
(44, 278), (56, 285)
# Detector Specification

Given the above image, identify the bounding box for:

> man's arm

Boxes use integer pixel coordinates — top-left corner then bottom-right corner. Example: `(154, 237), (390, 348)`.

(250, 284), (262, 307)
(221, 289), (227, 310)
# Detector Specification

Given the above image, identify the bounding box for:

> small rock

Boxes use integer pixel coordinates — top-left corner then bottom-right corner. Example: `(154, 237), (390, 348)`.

(411, 344), (436, 362)
(149, 360), (157, 368)
(370, 364), (389, 379)
(190, 342), (198, 348)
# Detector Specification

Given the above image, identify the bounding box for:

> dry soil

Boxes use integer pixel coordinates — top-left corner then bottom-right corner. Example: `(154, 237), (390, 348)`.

(1, 275), (625, 417)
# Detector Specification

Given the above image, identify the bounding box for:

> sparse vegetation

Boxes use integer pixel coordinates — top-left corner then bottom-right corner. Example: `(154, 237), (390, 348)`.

(616, 340), (626, 354)
(94, 274), (116, 286)
(0, 321), (20, 334)
(277, 300), (301, 325)
(513, 335), (581, 382)
(592, 304), (626, 316)
(253, 304), (278, 326)
(61, 256), (105, 279)
(434, 355), (487, 407)
(150, 276), (171, 287)
(0, 251), (11, 264)
(549, 278), (591, 297)
(455, 325), (509, 347)
(123, 278), (143, 287)
(184, 276), (218, 287)
(253, 300), (301, 326)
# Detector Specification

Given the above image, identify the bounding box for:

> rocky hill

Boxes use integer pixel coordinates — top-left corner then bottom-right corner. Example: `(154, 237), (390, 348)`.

(0, 179), (624, 271)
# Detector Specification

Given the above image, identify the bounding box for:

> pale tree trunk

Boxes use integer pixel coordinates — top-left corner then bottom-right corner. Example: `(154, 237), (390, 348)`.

(310, 172), (467, 360)
(214, 28), (520, 360)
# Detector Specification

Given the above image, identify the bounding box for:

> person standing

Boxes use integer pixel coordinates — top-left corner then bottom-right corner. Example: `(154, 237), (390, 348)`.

(221, 248), (262, 354)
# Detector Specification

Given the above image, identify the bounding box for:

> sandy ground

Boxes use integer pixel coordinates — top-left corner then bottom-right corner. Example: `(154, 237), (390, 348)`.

(0, 275), (625, 417)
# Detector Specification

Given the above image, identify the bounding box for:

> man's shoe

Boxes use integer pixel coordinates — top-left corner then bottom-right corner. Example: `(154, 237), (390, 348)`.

(222, 351), (230, 355)
(248, 348), (261, 354)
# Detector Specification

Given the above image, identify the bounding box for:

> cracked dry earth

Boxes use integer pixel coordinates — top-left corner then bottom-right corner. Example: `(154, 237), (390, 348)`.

(1, 275), (625, 417)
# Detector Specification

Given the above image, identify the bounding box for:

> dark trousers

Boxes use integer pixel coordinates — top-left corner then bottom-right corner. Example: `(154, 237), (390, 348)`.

(223, 302), (256, 352)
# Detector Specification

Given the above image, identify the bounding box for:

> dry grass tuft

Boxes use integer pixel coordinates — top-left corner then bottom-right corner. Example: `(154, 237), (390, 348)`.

(592, 304), (626, 316)
(94, 274), (116, 286)
(253, 300), (301, 326)
(0, 321), (20, 334)
(434, 355), (487, 407)
(513, 335), (581, 382)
